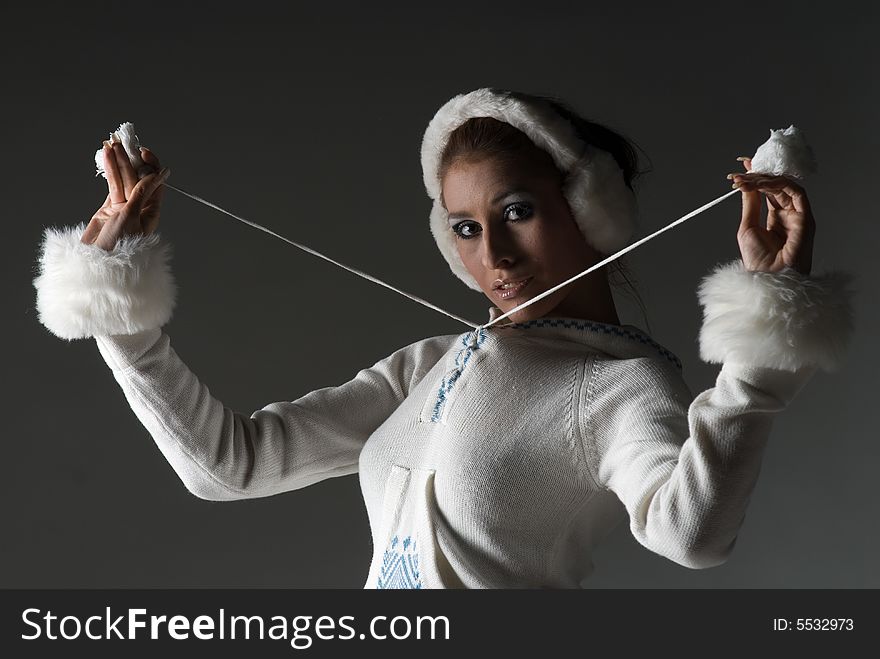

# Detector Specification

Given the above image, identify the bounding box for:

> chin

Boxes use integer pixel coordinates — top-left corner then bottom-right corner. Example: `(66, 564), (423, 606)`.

(495, 291), (564, 324)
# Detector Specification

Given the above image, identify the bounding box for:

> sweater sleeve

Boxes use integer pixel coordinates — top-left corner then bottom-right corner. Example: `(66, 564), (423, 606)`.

(33, 222), (456, 501)
(578, 259), (855, 570)
(93, 328), (454, 501)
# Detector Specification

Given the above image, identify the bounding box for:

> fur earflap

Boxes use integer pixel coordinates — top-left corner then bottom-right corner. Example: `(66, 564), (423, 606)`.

(697, 259), (855, 372)
(33, 222), (177, 340)
(429, 197), (481, 290)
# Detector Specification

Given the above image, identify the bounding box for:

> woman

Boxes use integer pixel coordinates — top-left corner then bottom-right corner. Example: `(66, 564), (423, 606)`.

(33, 88), (853, 588)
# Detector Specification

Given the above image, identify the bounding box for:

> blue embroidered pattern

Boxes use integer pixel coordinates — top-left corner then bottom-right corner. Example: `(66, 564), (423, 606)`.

(430, 328), (488, 422)
(377, 535), (423, 589)
(506, 318), (683, 370)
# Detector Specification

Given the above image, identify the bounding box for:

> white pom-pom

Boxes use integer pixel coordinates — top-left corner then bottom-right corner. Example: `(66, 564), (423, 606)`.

(94, 121), (152, 180)
(748, 125), (818, 179)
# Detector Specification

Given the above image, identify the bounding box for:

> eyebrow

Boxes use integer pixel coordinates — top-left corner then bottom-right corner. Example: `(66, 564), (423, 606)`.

(446, 188), (529, 221)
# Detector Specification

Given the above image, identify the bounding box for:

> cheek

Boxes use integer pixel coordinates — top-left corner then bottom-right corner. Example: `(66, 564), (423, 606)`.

(521, 218), (572, 258)
(454, 240), (484, 278)
(454, 239), (477, 264)
(528, 218), (591, 273)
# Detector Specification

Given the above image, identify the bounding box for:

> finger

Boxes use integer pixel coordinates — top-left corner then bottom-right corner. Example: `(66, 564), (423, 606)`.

(144, 176), (166, 200)
(127, 169), (170, 212)
(780, 182), (810, 215)
(127, 173), (159, 210)
(764, 197), (783, 235)
(733, 172), (800, 187)
(113, 142), (138, 198)
(744, 179), (811, 215)
(137, 147), (161, 178)
(731, 172), (786, 185)
(81, 218), (101, 245)
(103, 143), (126, 204)
(139, 147), (161, 171)
(765, 191), (783, 210)
(736, 156), (753, 172)
(764, 200), (786, 236)
(141, 185), (166, 234)
(727, 172), (784, 187)
(740, 181), (792, 219)
(141, 173), (167, 208)
(737, 184), (763, 234)
(733, 174), (797, 201)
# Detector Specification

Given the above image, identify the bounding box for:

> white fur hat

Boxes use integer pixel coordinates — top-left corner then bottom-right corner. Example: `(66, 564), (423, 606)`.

(420, 87), (639, 291)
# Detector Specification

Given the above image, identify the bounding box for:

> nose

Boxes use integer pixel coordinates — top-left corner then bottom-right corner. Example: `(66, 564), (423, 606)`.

(480, 222), (518, 272)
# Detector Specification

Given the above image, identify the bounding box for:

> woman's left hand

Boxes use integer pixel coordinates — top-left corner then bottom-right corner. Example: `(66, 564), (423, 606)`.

(727, 157), (816, 275)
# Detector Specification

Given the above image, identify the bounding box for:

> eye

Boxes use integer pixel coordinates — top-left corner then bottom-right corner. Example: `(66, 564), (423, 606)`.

(452, 220), (481, 240)
(504, 202), (532, 222)
(451, 203), (532, 240)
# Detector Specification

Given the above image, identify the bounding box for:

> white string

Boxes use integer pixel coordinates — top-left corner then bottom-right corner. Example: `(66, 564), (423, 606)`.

(478, 188), (742, 330)
(159, 179), (739, 334)
(160, 181), (481, 329)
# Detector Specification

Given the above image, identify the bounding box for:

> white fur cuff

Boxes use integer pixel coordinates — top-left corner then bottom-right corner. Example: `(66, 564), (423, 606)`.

(697, 260), (855, 373)
(33, 222), (177, 341)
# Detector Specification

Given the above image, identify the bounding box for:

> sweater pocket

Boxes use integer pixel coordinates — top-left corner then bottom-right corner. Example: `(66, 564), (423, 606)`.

(365, 464), (460, 589)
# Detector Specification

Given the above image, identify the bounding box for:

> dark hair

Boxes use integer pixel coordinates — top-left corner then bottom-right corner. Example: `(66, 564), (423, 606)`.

(437, 87), (654, 332)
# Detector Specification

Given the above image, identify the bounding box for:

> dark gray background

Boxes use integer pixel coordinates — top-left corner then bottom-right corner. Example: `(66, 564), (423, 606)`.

(3, 1), (876, 587)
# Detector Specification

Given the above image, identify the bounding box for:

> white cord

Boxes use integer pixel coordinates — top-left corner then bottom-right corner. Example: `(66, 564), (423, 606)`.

(159, 180), (739, 334)
(160, 181), (481, 329)
(478, 188), (741, 330)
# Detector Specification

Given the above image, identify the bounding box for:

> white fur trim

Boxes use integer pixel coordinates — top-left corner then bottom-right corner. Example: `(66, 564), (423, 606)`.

(562, 148), (639, 257)
(697, 260), (855, 372)
(33, 222), (177, 340)
(429, 198), (481, 290)
(420, 88), (638, 289)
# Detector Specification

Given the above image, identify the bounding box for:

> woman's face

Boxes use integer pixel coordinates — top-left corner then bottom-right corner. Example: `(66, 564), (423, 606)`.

(441, 154), (604, 323)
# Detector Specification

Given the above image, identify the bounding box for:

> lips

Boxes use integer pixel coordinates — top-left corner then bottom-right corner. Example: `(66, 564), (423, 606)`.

(493, 276), (532, 300)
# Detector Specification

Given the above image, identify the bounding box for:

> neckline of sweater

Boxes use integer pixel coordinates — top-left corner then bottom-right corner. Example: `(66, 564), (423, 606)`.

(482, 312), (682, 370)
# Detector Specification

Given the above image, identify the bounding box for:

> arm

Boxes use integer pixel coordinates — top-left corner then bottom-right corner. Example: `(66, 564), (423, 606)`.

(33, 223), (455, 501)
(95, 328), (452, 501)
(577, 260), (855, 569)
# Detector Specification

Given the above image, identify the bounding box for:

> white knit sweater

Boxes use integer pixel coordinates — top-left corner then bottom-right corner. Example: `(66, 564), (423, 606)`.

(32, 223), (855, 588)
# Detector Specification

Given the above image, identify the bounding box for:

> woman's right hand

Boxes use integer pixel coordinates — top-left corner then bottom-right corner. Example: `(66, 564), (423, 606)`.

(81, 141), (171, 251)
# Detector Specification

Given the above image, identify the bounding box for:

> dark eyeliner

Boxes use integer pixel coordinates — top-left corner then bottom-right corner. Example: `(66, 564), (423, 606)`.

(452, 202), (532, 240)
(452, 220), (479, 240)
(504, 201), (532, 221)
